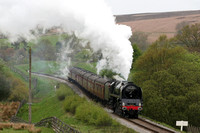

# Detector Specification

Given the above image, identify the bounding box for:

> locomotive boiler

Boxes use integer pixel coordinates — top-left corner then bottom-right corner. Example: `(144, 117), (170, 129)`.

(68, 67), (143, 118)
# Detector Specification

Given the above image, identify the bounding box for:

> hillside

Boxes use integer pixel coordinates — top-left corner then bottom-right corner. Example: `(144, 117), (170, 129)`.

(116, 10), (200, 42)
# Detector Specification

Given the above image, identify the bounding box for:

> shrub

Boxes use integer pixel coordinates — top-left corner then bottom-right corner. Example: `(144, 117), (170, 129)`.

(75, 102), (113, 126)
(8, 78), (28, 101)
(56, 84), (74, 101)
(99, 69), (119, 79)
(0, 75), (10, 100)
(63, 95), (86, 114)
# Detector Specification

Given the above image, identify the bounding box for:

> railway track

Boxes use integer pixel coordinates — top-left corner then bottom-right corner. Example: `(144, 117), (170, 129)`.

(127, 117), (178, 133)
(32, 72), (179, 133)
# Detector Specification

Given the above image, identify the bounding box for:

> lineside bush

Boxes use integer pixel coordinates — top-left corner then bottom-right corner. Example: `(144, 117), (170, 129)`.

(56, 84), (74, 101)
(0, 60), (28, 101)
(57, 83), (115, 127)
(63, 95), (86, 114)
(75, 102), (113, 126)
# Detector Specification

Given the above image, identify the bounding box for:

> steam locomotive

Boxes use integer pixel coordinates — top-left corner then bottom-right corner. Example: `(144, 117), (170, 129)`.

(68, 67), (143, 118)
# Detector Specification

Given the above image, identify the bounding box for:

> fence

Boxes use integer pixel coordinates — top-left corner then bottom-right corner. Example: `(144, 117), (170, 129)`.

(11, 116), (80, 133)
(35, 117), (80, 133)
(187, 125), (200, 133)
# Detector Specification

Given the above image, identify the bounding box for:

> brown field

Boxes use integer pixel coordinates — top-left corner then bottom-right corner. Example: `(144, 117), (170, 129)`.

(116, 10), (200, 43)
(0, 102), (20, 122)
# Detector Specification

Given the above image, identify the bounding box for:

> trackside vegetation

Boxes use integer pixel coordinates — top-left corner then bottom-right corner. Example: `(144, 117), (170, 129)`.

(0, 60), (28, 101)
(131, 35), (200, 127)
(56, 84), (74, 101)
(1, 22), (200, 131)
(18, 78), (135, 133)
(56, 83), (115, 126)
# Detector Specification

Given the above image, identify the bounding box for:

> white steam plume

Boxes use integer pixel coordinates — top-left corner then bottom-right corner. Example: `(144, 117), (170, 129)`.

(0, 0), (133, 80)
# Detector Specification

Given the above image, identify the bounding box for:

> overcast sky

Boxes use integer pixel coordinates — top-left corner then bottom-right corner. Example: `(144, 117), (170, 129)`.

(105, 0), (200, 15)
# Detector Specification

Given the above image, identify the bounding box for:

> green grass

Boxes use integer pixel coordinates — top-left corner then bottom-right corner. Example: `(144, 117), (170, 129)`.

(72, 62), (97, 73)
(17, 76), (136, 133)
(15, 60), (97, 76)
(17, 93), (65, 123)
(0, 127), (53, 133)
(33, 77), (58, 100)
(11, 64), (58, 101)
(18, 90), (135, 132)
(56, 84), (75, 101)
(16, 60), (60, 75)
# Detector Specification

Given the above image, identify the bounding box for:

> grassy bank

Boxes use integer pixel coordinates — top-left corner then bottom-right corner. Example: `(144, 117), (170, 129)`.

(17, 76), (135, 133)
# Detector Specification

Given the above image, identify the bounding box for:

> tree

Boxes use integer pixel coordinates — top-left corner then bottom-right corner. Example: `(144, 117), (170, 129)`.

(74, 49), (92, 62)
(99, 69), (119, 79)
(175, 21), (189, 34)
(0, 61), (10, 100)
(11, 41), (20, 50)
(134, 35), (186, 78)
(0, 60), (28, 101)
(0, 48), (15, 61)
(132, 44), (142, 64)
(187, 102), (200, 127)
(56, 41), (62, 52)
(9, 78), (28, 101)
(176, 23), (200, 51)
(132, 36), (200, 127)
(0, 75), (10, 100)
(33, 39), (56, 60)
(130, 31), (149, 51)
